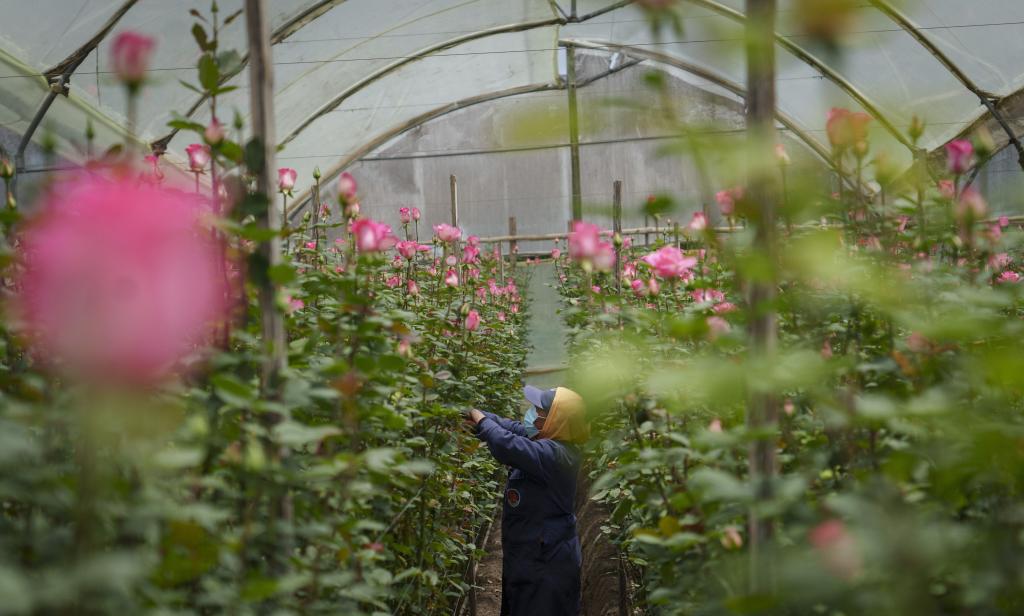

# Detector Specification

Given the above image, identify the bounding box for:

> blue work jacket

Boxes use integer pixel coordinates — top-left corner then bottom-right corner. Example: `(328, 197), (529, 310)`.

(475, 411), (582, 616)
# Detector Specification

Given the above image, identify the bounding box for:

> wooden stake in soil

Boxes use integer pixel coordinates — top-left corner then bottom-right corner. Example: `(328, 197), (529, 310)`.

(509, 216), (518, 270)
(245, 0), (285, 388)
(745, 0), (780, 592)
(612, 180), (622, 292)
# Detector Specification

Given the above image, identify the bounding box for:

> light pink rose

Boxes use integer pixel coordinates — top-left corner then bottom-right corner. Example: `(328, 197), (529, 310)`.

(186, 144), (210, 173)
(945, 140), (974, 174)
(111, 31), (155, 87)
(433, 223), (462, 243)
(350, 218), (397, 252)
(278, 168), (297, 194)
(465, 309), (480, 331)
(396, 240), (430, 260)
(809, 520), (862, 581)
(641, 246), (697, 279)
(444, 269), (459, 287)
(338, 172), (358, 203)
(18, 173), (230, 384)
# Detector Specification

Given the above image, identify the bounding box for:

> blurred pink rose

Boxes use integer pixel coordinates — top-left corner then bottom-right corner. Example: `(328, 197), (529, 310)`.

(111, 31), (155, 87)
(810, 519), (862, 581)
(463, 244), (480, 264)
(997, 270), (1021, 284)
(204, 119), (225, 145)
(444, 269), (459, 287)
(688, 211), (708, 231)
(396, 240), (429, 260)
(706, 316), (730, 339)
(551, 248), (561, 259)
(411, 207), (421, 221)
(18, 173), (229, 384)
(642, 246), (697, 279)
(465, 310), (480, 331)
(708, 419), (723, 432)
(407, 279), (419, 296)
(593, 241), (616, 272)
(715, 187), (743, 216)
(937, 179), (956, 200)
(647, 278), (660, 296)
(385, 275), (400, 288)
(399, 207), (411, 224)
(338, 172), (358, 203)
(569, 221), (602, 261)
(945, 140), (974, 174)
(775, 143), (791, 166)
(351, 219), (397, 253)
(433, 223), (462, 243)
(956, 187), (987, 222)
(631, 279), (645, 296)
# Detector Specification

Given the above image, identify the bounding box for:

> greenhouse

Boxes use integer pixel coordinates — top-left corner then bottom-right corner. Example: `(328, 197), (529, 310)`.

(2, 0), (1024, 614)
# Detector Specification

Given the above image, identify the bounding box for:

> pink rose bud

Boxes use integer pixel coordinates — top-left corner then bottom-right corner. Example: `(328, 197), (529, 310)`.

(647, 277), (660, 296)
(465, 309), (480, 331)
(945, 139), (974, 174)
(204, 118), (225, 145)
(286, 296), (304, 314)
(185, 144), (211, 173)
(551, 248), (561, 259)
(999, 215), (1010, 228)
(809, 520), (862, 581)
(708, 419), (723, 432)
(278, 168), (297, 194)
(399, 207), (411, 224)
(688, 211), (708, 231)
(444, 269), (459, 287)
(338, 172), (358, 203)
(411, 207), (421, 221)
(407, 279), (420, 296)
(111, 31), (155, 88)
(386, 275), (400, 288)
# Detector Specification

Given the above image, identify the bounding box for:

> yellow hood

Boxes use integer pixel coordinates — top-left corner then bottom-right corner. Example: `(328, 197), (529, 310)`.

(537, 387), (589, 444)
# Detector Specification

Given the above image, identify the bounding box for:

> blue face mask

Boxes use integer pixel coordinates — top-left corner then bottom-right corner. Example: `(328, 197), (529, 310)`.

(523, 407), (540, 437)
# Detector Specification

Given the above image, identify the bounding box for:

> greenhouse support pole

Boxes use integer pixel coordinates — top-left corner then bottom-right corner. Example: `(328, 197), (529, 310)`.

(246, 0), (287, 387)
(509, 216), (518, 270)
(745, 0), (779, 593)
(566, 44), (583, 221)
(613, 180), (622, 292)
(450, 174), (460, 228)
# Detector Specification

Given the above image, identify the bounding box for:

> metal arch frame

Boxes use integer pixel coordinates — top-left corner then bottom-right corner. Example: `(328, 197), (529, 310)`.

(565, 38), (841, 167)
(285, 40), (865, 220)
(681, 0), (917, 154)
(13, 0), (140, 197)
(866, 0), (1024, 171)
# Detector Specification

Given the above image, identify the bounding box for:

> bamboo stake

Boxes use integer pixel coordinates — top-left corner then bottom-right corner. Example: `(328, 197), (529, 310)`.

(613, 180), (622, 292)
(509, 216), (518, 270)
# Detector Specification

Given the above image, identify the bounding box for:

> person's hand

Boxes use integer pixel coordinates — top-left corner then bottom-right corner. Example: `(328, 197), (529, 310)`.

(461, 408), (485, 428)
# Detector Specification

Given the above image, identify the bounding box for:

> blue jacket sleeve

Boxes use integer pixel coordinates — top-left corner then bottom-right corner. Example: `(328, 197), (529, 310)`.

(475, 415), (563, 481)
(480, 410), (527, 436)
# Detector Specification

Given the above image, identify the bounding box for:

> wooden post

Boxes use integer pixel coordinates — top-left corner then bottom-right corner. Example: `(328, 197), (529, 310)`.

(745, 0), (780, 592)
(450, 174), (459, 228)
(566, 44), (583, 222)
(612, 180), (622, 292)
(644, 214), (650, 246)
(509, 216), (518, 270)
(673, 221), (680, 249)
(245, 0), (285, 388)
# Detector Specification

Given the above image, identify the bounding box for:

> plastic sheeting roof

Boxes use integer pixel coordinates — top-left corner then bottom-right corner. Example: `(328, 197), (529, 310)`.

(2, 0), (1023, 199)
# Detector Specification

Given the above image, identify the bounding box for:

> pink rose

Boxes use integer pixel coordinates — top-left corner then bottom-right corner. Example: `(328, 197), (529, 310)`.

(956, 187), (987, 222)
(204, 119), (225, 145)
(411, 207), (421, 221)
(350, 218), (397, 253)
(433, 223), (462, 243)
(111, 31), (155, 88)
(338, 172), (358, 203)
(551, 248), (561, 259)
(688, 211), (708, 231)
(186, 144), (210, 173)
(593, 241), (616, 272)
(937, 179), (956, 200)
(396, 240), (429, 260)
(399, 207), (411, 224)
(997, 270), (1021, 284)
(708, 419), (723, 432)
(568, 221), (602, 261)
(809, 520), (862, 581)
(647, 278), (660, 296)
(385, 275), (400, 288)
(945, 140), (974, 174)
(444, 269), (459, 287)
(706, 316), (730, 339)
(465, 309), (480, 331)
(278, 168), (297, 194)
(715, 187), (743, 216)
(18, 173), (230, 384)
(407, 279), (420, 296)
(641, 246), (697, 279)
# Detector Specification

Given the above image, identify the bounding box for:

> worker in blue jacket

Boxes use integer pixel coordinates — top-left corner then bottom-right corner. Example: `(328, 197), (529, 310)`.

(464, 385), (590, 616)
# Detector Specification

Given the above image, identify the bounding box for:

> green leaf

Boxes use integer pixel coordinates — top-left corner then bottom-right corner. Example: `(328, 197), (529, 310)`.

(211, 373), (257, 407)
(191, 23), (212, 52)
(198, 53), (220, 91)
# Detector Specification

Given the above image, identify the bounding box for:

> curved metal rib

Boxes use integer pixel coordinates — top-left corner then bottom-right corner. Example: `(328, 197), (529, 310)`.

(867, 0), (1024, 170)
(277, 16), (564, 147)
(682, 0), (916, 153)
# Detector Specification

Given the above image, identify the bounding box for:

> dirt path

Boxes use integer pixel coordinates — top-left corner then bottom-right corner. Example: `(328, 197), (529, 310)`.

(475, 506), (503, 616)
(470, 468), (626, 616)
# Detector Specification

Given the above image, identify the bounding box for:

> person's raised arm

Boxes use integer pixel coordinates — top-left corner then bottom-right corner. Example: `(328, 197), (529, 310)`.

(468, 411), (555, 480)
